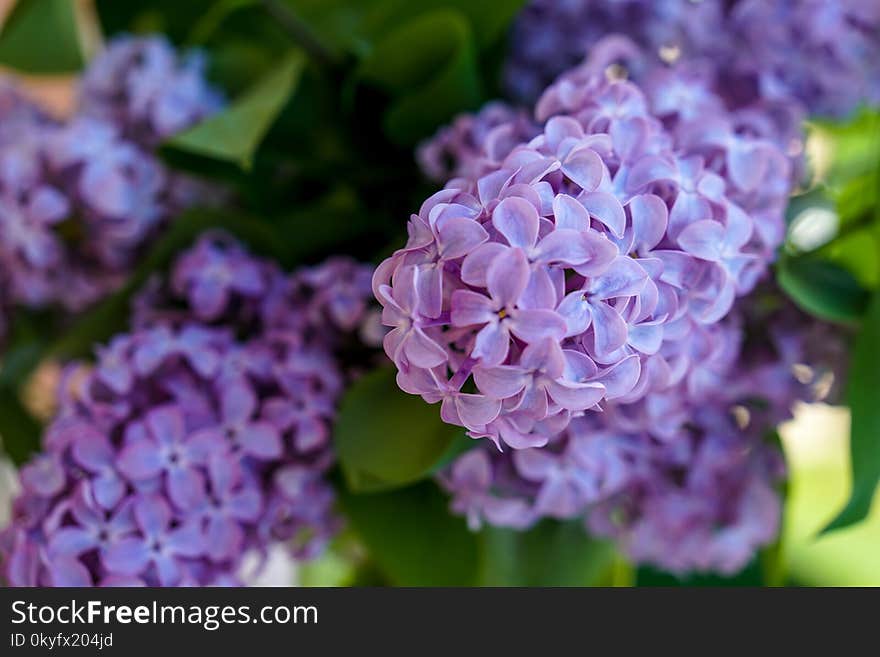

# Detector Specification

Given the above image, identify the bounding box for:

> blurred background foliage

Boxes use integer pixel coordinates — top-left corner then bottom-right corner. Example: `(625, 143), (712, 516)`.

(0, 0), (877, 586)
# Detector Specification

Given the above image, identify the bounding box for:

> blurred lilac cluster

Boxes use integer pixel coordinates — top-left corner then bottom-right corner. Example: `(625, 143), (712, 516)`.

(1, 233), (377, 586)
(504, 0), (722, 104)
(79, 35), (223, 146)
(416, 102), (538, 183)
(504, 0), (880, 124)
(377, 71), (788, 452)
(441, 295), (840, 574)
(0, 36), (223, 341)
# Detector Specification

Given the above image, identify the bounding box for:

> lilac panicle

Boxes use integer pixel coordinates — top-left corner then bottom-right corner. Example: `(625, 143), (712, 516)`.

(0, 36), (224, 332)
(416, 102), (539, 183)
(404, 29), (848, 574)
(441, 292), (843, 574)
(504, 0), (880, 121)
(79, 35), (224, 146)
(379, 70), (782, 452)
(504, 0), (723, 105)
(1, 233), (377, 586)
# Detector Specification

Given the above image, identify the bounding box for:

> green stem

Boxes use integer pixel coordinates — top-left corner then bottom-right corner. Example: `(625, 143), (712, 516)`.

(260, 0), (339, 70)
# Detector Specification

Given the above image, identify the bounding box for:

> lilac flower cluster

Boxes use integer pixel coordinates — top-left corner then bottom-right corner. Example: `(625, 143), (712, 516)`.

(80, 35), (224, 146)
(416, 102), (538, 183)
(536, 42), (794, 264)
(504, 0), (880, 122)
(0, 37), (223, 341)
(441, 294), (839, 574)
(1, 233), (376, 586)
(503, 0), (722, 104)
(379, 69), (789, 452)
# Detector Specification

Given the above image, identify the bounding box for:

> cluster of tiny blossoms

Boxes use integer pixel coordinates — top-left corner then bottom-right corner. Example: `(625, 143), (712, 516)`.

(0, 36), (223, 340)
(441, 292), (840, 574)
(1, 233), (377, 586)
(377, 70), (787, 452)
(503, 0), (723, 104)
(504, 0), (880, 122)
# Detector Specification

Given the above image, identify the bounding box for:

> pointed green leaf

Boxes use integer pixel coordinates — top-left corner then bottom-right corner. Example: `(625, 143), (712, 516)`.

(0, 0), (84, 73)
(777, 255), (870, 325)
(165, 50), (305, 169)
(286, 0), (526, 52)
(479, 521), (615, 586)
(823, 290), (880, 533)
(0, 388), (41, 465)
(339, 482), (480, 586)
(356, 10), (482, 144)
(334, 366), (466, 492)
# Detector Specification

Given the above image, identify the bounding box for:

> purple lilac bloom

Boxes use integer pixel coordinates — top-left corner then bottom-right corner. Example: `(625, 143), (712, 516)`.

(379, 71), (781, 451)
(441, 291), (842, 574)
(504, 0), (880, 121)
(79, 35), (224, 145)
(503, 0), (723, 104)
(0, 38), (224, 318)
(1, 235), (377, 586)
(417, 102), (539, 183)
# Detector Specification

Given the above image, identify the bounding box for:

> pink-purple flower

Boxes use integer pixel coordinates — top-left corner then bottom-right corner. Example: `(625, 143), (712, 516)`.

(441, 292), (841, 574)
(378, 72), (772, 451)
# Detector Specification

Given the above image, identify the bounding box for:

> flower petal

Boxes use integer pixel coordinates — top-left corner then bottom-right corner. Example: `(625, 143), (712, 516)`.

(117, 440), (165, 481)
(581, 191), (625, 237)
(486, 246), (530, 307)
(450, 290), (496, 327)
(507, 309), (566, 344)
(492, 196), (540, 249)
(473, 365), (529, 399)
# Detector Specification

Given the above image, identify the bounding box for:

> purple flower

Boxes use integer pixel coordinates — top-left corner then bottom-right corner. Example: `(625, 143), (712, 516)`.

(19, 454), (65, 498)
(452, 247), (567, 366)
(133, 324), (225, 378)
(103, 496), (204, 586)
(0, 38), (224, 317)
(504, 0), (879, 121)
(377, 71), (771, 450)
(201, 455), (263, 562)
(2, 235), (376, 586)
(189, 383), (283, 461)
(79, 35), (224, 144)
(68, 424), (128, 509)
(48, 486), (136, 560)
(117, 405), (221, 510)
(171, 233), (268, 321)
(441, 289), (839, 575)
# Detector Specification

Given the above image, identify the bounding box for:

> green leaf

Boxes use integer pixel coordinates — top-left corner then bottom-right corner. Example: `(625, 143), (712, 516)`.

(286, 0), (526, 53)
(0, 388), (41, 466)
(356, 10), (482, 144)
(0, 0), (84, 73)
(276, 189), (381, 266)
(822, 228), (880, 290)
(636, 560), (764, 587)
(339, 481), (480, 586)
(479, 521), (615, 586)
(334, 367), (466, 492)
(809, 109), (880, 187)
(823, 290), (880, 533)
(49, 207), (286, 361)
(165, 50), (305, 169)
(777, 255), (870, 325)
(95, 0), (216, 42)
